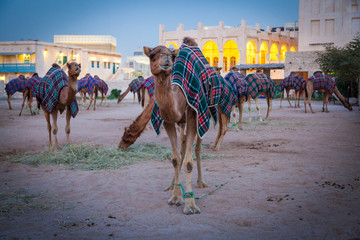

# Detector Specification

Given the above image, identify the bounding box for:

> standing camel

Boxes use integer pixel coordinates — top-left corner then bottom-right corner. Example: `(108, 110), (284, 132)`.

(36, 63), (81, 149)
(304, 71), (352, 113)
(94, 75), (108, 105)
(86, 75), (100, 110)
(5, 75), (27, 110)
(139, 76), (155, 108)
(77, 73), (92, 107)
(117, 76), (144, 103)
(245, 69), (276, 122)
(145, 43), (233, 214)
(279, 72), (305, 109)
(19, 73), (42, 116)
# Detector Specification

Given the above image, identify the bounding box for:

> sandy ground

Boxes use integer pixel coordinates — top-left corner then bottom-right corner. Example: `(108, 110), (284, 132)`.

(0, 97), (359, 240)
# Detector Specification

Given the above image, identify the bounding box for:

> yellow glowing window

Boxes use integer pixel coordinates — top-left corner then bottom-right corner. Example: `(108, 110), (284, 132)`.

(202, 41), (219, 67)
(167, 42), (179, 50)
(280, 45), (287, 61)
(270, 44), (279, 61)
(230, 57), (236, 68)
(223, 57), (228, 72)
(213, 57), (219, 67)
(290, 47), (296, 52)
(246, 41), (257, 64)
(223, 40), (239, 71)
(259, 42), (268, 64)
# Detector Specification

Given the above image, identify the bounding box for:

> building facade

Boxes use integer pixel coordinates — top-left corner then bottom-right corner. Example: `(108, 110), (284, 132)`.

(124, 48), (151, 79)
(159, 20), (298, 77)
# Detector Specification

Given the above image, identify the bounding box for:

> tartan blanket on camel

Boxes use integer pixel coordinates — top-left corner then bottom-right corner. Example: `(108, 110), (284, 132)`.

(87, 76), (100, 95)
(151, 45), (236, 138)
(279, 73), (305, 92)
(36, 65), (78, 118)
(308, 73), (335, 94)
(6, 76), (27, 95)
(245, 73), (276, 99)
(142, 76), (155, 97)
(25, 75), (42, 95)
(94, 76), (109, 95)
(129, 78), (143, 93)
(224, 71), (248, 101)
(77, 75), (91, 93)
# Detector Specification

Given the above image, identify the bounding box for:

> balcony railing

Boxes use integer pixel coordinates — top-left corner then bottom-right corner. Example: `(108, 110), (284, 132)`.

(0, 63), (36, 73)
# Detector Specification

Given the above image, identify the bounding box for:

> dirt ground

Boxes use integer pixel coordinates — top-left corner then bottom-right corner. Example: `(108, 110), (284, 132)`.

(0, 97), (359, 240)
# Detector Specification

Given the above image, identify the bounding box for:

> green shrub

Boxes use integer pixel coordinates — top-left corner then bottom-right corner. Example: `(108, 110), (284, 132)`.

(108, 89), (122, 100)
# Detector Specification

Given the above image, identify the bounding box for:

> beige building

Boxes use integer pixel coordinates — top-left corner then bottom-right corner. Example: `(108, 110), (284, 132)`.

(54, 35), (117, 52)
(286, 0), (360, 80)
(160, 20), (298, 80)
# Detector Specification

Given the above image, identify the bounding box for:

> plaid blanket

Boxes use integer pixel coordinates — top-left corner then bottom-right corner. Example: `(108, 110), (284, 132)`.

(94, 76), (108, 95)
(129, 78), (143, 93)
(308, 73), (335, 94)
(224, 71), (248, 101)
(77, 75), (91, 92)
(280, 73), (305, 92)
(245, 73), (276, 99)
(151, 45), (235, 138)
(142, 76), (155, 97)
(25, 75), (42, 95)
(36, 66), (78, 118)
(5, 76), (27, 95)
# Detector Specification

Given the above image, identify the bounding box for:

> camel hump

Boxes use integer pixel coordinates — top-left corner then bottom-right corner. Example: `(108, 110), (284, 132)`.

(52, 63), (61, 68)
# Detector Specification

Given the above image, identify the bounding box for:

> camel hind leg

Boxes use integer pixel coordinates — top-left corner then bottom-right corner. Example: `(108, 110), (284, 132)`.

(286, 88), (292, 108)
(19, 90), (28, 116)
(237, 95), (246, 129)
(65, 106), (72, 144)
(50, 111), (60, 148)
(7, 92), (12, 110)
(254, 97), (263, 121)
(248, 98), (252, 122)
(195, 135), (207, 188)
(323, 91), (330, 112)
(265, 92), (271, 121)
(211, 109), (229, 151)
(42, 107), (52, 147)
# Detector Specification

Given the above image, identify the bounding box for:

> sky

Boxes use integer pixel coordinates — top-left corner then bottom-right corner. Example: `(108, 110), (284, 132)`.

(0, 0), (299, 64)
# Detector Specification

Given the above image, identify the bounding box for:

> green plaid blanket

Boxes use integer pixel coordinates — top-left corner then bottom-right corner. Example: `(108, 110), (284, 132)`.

(245, 73), (276, 99)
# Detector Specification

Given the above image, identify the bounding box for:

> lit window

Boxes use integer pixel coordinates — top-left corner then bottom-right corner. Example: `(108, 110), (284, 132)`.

(91, 61), (94, 68)
(97, 61), (99, 68)
(108, 62), (110, 69)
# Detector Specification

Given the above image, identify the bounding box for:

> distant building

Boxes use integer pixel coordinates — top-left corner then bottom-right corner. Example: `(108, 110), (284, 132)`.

(160, 20), (298, 81)
(286, 0), (360, 79)
(0, 35), (122, 94)
(124, 48), (150, 79)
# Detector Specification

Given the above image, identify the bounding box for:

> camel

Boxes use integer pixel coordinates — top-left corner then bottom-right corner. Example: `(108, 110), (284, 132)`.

(86, 75), (100, 111)
(36, 62), (81, 149)
(279, 72), (305, 109)
(5, 75), (27, 110)
(94, 75), (108, 105)
(304, 71), (352, 113)
(77, 73), (92, 107)
(245, 70), (276, 122)
(141, 43), (233, 214)
(139, 76), (155, 108)
(19, 73), (42, 116)
(117, 76), (144, 103)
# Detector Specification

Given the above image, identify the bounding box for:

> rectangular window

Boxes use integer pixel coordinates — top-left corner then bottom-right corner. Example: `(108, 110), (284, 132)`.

(325, 0), (335, 13)
(311, 0), (320, 14)
(108, 62), (110, 69)
(104, 62), (106, 68)
(352, 17), (360, 34)
(325, 19), (334, 35)
(91, 61), (94, 68)
(311, 20), (320, 36)
(97, 61), (99, 68)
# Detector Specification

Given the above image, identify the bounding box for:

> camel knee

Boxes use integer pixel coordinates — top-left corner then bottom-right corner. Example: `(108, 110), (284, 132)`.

(186, 162), (193, 173)
(52, 127), (58, 135)
(65, 127), (70, 134)
(172, 158), (179, 168)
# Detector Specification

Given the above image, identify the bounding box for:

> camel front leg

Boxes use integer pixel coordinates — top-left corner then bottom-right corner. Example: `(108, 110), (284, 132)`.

(323, 91), (329, 112)
(237, 95), (246, 129)
(19, 91), (27, 116)
(255, 97), (263, 121)
(230, 105), (239, 131)
(50, 111), (60, 149)
(195, 135), (207, 188)
(265, 92), (271, 121)
(7, 94), (12, 110)
(211, 110), (223, 151)
(183, 108), (201, 215)
(211, 109), (229, 151)
(65, 106), (72, 145)
(286, 88), (292, 108)
(163, 122), (183, 206)
(294, 91), (299, 108)
(43, 108), (52, 147)
(280, 90), (283, 109)
(307, 92), (315, 114)
(87, 92), (93, 110)
(248, 98), (252, 122)
(28, 92), (34, 115)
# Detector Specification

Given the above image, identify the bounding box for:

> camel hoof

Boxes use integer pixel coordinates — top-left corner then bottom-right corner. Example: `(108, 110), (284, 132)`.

(183, 200), (201, 215)
(197, 181), (208, 188)
(168, 195), (184, 206)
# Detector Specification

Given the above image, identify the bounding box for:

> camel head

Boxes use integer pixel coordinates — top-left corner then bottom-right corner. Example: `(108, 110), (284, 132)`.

(67, 62), (81, 78)
(144, 46), (179, 76)
(343, 99), (353, 111)
(213, 66), (222, 74)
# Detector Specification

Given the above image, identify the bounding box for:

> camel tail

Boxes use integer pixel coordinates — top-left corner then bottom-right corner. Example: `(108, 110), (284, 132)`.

(333, 87), (353, 111)
(119, 97), (154, 149)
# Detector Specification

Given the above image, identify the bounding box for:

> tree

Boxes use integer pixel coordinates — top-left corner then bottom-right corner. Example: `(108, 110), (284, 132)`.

(316, 33), (360, 99)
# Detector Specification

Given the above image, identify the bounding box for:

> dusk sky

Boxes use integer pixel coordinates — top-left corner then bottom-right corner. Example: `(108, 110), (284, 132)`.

(0, 0), (299, 64)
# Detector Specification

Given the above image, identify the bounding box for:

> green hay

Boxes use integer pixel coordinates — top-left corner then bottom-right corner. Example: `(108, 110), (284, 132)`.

(4, 143), (223, 170)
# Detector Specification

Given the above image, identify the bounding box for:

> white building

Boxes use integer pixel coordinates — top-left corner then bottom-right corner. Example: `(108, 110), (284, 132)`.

(286, 0), (360, 79)
(124, 48), (151, 79)
(0, 35), (122, 96)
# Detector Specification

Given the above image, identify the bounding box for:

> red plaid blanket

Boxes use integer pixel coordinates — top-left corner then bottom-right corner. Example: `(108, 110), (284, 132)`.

(25, 75), (42, 95)
(5, 76), (26, 95)
(280, 73), (305, 92)
(151, 45), (235, 138)
(142, 76), (155, 97)
(308, 73), (335, 94)
(36, 65), (78, 118)
(245, 73), (276, 99)
(224, 71), (248, 101)
(129, 78), (143, 93)
(94, 76), (108, 95)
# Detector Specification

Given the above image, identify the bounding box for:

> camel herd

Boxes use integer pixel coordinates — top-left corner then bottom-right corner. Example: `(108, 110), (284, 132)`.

(4, 37), (353, 215)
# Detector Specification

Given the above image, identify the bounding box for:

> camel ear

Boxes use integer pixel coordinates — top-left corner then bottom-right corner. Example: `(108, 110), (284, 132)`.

(66, 62), (70, 69)
(78, 63), (81, 68)
(143, 47), (152, 57)
(172, 49), (179, 58)
(218, 67), (222, 71)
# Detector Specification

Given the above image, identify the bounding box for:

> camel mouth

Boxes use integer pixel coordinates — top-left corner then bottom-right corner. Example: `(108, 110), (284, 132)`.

(160, 65), (172, 71)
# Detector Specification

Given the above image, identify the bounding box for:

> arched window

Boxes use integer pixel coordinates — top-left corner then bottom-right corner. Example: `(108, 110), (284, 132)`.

(223, 57), (228, 72)
(259, 42), (268, 64)
(230, 57), (236, 68)
(223, 40), (239, 72)
(246, 41), (257, 64)
(206, 57), (210, 63)
(166, 42), (179, 50)
(213, 57), (219, 67)
(290, 47), (296, 52)
(270, 44), (279, 61)
(202, 41), (219, 67)
(280, 45), (287, 61)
